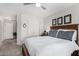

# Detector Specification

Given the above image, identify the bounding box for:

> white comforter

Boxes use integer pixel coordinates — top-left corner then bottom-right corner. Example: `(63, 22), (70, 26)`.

(24, 36), (79, 56)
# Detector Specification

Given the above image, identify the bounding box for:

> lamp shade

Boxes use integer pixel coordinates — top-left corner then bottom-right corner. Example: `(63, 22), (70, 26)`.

(46, 27), (50, 32)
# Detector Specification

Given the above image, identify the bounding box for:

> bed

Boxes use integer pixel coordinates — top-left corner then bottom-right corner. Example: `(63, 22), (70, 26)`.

(22, 24), (79, 56)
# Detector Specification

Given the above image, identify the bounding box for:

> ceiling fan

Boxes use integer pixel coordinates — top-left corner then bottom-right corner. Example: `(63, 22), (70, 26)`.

(23, 3), (46, 10)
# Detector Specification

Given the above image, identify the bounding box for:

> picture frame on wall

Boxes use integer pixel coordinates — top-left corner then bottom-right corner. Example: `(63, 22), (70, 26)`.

(64, 14), (72, 24)
(52, 19), (56, 25)
(57, 17), (63, 25)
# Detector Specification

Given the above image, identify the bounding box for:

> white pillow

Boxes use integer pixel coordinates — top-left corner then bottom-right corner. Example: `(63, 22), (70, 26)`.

(57, 29), (77, 41)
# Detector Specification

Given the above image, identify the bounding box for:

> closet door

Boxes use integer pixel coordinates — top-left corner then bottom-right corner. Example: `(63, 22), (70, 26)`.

(4, 22), (13, 39)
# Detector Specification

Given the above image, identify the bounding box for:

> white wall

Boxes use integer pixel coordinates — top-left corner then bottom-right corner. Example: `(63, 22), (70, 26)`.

(17, 14), (22, 45)
(44, 4), (79, 29)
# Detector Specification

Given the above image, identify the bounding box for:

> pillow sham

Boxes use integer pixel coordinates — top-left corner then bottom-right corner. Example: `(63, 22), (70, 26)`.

(48, 29), (58, 37)
(57, 29), (77, 41)
(57, 31), (74, 41)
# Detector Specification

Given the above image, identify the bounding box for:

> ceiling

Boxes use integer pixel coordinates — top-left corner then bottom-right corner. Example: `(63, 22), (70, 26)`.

(0, 3), (77, 18)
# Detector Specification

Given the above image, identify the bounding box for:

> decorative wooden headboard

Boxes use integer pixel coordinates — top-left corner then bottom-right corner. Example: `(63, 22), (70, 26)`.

(50, 24), (79, 44)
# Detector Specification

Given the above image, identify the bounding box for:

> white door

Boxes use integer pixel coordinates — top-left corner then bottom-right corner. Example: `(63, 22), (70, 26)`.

(4, 23), (13, 39)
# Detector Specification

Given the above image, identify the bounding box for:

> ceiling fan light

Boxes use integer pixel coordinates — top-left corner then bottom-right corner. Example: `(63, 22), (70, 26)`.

(36, 3), (41, 7)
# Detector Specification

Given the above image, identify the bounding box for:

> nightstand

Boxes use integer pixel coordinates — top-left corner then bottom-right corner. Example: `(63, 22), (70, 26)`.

(40, 34), (48, 36)
(40, 31), (48, 36)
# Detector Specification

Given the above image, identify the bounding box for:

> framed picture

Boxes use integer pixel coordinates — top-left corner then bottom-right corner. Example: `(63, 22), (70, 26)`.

(57, 17), (63, 25)
(52, 19), (56, 25)
(64, 14), (72, 24)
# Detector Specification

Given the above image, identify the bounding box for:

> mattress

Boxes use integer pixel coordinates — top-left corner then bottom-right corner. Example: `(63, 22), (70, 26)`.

(24, 36), (79, 56)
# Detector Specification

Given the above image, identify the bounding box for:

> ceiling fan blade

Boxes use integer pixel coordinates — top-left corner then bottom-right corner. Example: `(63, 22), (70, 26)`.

(41, 5), (46, 10)
(24, 3), (35, 5)
(23, 3), (47, 10)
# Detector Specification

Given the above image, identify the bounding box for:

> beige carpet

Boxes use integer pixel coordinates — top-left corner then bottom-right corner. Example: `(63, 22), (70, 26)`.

(0, 39), (22, 56)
